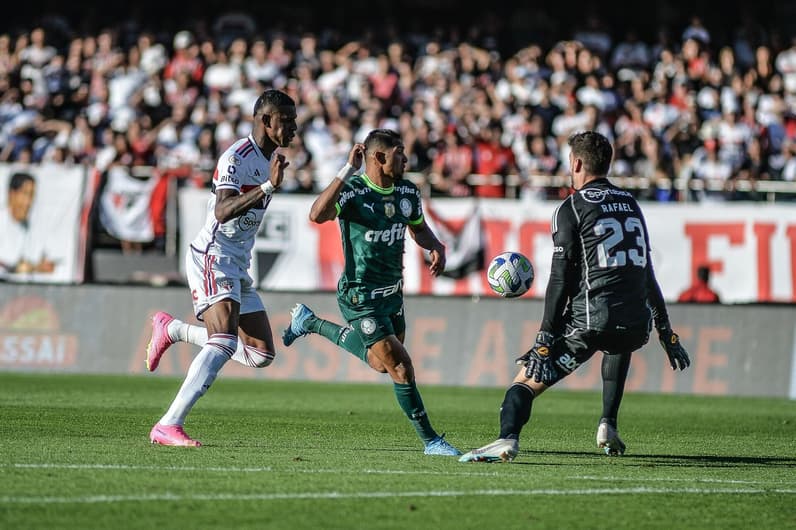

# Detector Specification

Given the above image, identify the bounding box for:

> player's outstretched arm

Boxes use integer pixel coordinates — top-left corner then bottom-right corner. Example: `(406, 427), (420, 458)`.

(309, 143), (364, 223)
(408, 220), (446, 277)
(647, 262), (690, 371)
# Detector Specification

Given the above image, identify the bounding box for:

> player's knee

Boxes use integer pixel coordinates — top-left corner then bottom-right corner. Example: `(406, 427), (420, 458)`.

(367, 355), (388, 373)
(389, 360), (414, 383)
(244, 345), (275, 368)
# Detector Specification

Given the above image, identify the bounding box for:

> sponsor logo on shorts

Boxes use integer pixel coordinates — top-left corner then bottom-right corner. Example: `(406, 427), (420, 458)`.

(360, 318), (377, 335)
(370, 279), (403, 299)
(555, 353), (580, 373)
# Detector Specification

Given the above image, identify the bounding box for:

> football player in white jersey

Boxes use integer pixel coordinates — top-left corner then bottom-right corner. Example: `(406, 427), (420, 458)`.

(145, 89), (298, 446)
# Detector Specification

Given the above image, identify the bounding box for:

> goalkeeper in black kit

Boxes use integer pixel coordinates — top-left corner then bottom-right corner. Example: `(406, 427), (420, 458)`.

(460, 131), (690, 463)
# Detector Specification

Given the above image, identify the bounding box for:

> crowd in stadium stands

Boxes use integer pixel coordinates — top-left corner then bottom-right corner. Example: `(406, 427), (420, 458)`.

(1, 13), (796, 201)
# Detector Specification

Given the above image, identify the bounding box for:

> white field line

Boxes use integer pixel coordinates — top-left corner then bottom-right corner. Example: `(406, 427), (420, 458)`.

(1, 487), (795, 505)
(4, 463), (500, 477)
(569, 475), (768, 485)
(6, 464), (795, 485)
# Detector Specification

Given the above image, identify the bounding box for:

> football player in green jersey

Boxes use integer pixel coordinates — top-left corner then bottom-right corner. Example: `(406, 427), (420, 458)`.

(282, 129), (461, 456)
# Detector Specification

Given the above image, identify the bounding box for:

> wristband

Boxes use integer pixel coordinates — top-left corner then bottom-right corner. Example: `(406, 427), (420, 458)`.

(260, 181), (275, 195)
(336, 163), (356, 183)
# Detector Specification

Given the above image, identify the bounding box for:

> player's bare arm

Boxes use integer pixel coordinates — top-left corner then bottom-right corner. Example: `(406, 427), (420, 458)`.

(409, 220), (446, 277)
(214, 153), (289, 223)
(309, 143), (365, 223)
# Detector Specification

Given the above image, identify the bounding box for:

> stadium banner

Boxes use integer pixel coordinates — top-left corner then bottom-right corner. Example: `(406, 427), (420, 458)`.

(97, 166), (159, 243)
(0, 163), (88, 284)
(179, 191), (796, 304)
(1, 283), (795, 399)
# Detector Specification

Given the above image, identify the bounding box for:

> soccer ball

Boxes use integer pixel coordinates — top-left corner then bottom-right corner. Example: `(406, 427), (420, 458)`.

(486, 251), (534, 298)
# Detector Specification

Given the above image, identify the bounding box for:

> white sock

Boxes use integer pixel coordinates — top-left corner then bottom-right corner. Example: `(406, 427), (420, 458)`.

(167, 319), (273, 368)
(168, 319), (207, 346)
(159, 333), (236, 426)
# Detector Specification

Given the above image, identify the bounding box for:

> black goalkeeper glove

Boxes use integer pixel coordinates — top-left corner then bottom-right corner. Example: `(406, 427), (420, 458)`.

(515, 331), (556, 384)
(658, 328), (690, 370)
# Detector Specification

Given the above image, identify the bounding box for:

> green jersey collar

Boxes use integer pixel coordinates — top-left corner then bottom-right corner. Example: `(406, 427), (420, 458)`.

(361, 173), (394, 194)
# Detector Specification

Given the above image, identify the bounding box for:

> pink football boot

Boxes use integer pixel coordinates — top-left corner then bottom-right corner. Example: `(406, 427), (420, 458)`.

(146, 311), (175, 372)
(149, 423), (201, 447)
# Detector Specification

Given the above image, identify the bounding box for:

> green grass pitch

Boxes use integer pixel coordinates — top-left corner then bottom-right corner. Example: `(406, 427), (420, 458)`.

(1, 372), (794, 529)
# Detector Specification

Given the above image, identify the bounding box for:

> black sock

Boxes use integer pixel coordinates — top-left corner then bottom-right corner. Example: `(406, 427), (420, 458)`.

(498, 383), (535, 440)
(601, 352), (632, 427)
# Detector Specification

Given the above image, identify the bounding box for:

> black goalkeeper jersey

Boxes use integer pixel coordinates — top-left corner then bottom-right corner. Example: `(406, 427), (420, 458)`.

(541, 178), (668, 333)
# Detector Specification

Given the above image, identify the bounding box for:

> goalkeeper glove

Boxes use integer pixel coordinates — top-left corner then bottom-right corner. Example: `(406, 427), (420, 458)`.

(515, 331), (557, 384)
(658, 328), (690, 370)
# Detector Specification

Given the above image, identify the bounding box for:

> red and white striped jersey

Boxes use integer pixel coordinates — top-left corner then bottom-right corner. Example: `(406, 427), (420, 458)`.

(189, 135), (273, 271)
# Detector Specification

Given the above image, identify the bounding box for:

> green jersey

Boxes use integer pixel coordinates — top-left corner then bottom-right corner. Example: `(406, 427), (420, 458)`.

(335, 173), (424, 304)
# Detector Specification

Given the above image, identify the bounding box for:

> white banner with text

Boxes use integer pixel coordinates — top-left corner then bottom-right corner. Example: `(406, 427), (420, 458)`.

(178, 190), (796, 303)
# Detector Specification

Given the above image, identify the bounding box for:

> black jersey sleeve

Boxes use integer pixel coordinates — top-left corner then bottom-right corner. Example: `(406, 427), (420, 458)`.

(540, 200), (579, 334)
(647, 258), (671, 331)
(637, 207), (670, 331)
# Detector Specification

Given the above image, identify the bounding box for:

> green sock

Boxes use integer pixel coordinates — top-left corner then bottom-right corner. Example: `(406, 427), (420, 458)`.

(393, 382), (438, 444)
(308, 317), (368, 363)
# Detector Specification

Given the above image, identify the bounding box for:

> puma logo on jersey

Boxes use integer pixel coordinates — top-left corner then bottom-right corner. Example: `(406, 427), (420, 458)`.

(363, 203), (375, 213)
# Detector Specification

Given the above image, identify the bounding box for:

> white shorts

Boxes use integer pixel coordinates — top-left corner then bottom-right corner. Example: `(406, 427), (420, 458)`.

(185, 246), (265, 320)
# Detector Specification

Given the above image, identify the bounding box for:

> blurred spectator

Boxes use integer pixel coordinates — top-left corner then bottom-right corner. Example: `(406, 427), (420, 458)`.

(731, 135), (770, 200)
(471, 120), (519, 198)
(775, 37), (796, 107)
(611, 30), (650, 71)
(0, 10), (795, 207)
(163, 30), (203, 85)
(678, 265), (721, 303)
(573, 14), (612, 59)
(429, 125), (473, 197)
(682, 16), (711, 46)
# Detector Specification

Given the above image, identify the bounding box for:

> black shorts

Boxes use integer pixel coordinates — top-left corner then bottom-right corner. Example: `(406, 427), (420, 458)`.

(546, 323), (651, 385)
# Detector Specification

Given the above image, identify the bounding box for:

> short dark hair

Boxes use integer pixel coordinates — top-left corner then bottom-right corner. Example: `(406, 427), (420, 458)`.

(363, 129), (403, 152)
(252, 89), (295, 117)
(568, 131), (613, 176)
(9, 172), (34, 191)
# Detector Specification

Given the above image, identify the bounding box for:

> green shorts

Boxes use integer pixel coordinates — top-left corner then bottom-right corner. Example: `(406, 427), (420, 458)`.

(338, 287), (406, 347)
